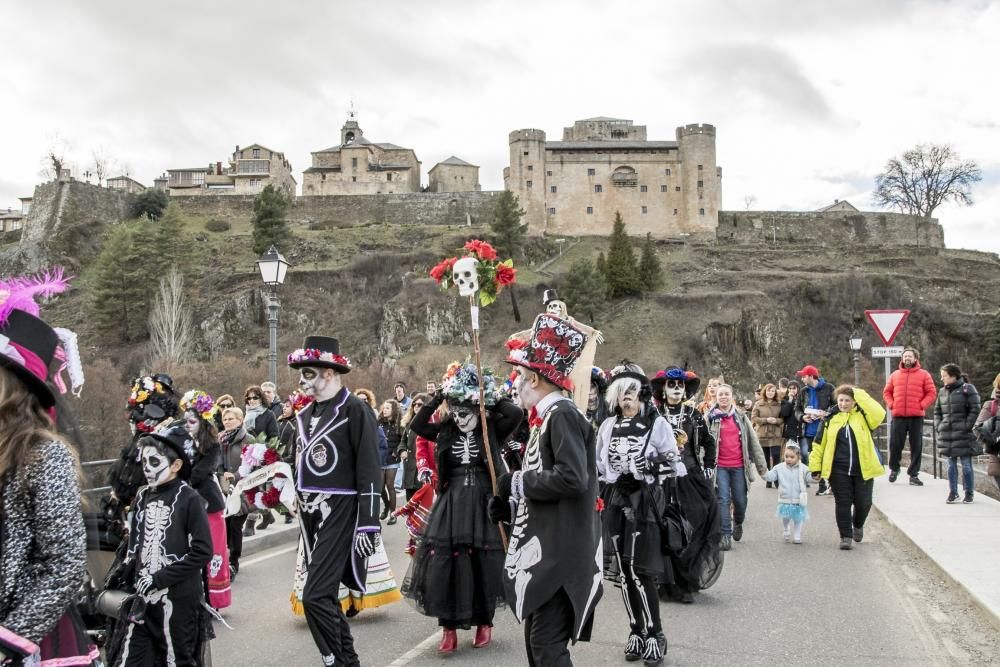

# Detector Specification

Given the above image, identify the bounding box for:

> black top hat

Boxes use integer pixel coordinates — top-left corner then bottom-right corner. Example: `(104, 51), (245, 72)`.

(287, 335), (352, 373)
(0, 309), (59, 408)
(152, 373), (176, 394)
(146, 421), (195, 480)
(542, 289), (560, 305)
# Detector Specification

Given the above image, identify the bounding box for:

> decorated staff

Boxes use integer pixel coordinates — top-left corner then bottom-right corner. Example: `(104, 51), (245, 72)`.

(430, 239), (517, 543)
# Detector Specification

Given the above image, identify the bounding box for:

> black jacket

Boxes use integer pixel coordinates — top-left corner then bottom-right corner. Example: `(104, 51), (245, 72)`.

(380, 419), (402, 465)
(248, 409), (279, 440)
(189, 442), (226, 513)
(780, 398), (801, 440)
(934, 379), (982, 458)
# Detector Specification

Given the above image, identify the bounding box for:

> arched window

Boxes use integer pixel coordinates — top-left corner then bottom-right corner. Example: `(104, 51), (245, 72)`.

(611, 165), (638, 187)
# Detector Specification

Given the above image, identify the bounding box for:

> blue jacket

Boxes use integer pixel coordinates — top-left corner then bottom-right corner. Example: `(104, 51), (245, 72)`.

(795, 378), (835, 438)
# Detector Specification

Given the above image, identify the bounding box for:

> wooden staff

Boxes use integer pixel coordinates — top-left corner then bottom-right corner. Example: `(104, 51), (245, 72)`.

(469, 293), (509, 550)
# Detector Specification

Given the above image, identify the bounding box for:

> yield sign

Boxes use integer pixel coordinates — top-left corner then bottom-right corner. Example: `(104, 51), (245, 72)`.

(865, 310), (910, 346)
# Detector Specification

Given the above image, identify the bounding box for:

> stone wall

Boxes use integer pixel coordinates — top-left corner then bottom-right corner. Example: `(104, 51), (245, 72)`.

(717, 210), (945, 248)
(171, 190), (500, 228)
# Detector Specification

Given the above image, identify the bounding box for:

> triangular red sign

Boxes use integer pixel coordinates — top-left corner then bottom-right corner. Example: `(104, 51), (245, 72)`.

(864, 310), (910, 346)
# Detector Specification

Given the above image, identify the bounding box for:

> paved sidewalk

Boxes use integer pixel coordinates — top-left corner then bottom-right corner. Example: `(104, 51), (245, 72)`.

(241, 513), (299, 556)
(872, 473), (1000, 628)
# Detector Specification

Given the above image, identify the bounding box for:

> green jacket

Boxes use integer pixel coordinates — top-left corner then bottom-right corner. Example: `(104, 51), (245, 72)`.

(809, 388), (887, 480)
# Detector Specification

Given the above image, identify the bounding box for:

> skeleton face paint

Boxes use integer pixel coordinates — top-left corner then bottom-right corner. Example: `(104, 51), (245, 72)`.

(184, 410), (200, 437)
(299, 366), (342, 401)
(141, 445), (174, 487)
(665, 379), (685, 404)
(452, 406), (480, 433)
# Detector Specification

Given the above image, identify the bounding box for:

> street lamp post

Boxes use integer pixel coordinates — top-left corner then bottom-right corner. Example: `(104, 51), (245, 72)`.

(256, 245), (289, 385)
(848, 332), (863, 387)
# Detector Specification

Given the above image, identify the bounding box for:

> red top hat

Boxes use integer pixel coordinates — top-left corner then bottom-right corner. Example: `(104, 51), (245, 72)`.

(505, 314), (588, 391)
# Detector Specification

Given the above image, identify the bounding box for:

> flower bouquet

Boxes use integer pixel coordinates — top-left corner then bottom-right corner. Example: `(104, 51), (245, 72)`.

(429, 239), (517, 306)
(223, 433), (296, 516)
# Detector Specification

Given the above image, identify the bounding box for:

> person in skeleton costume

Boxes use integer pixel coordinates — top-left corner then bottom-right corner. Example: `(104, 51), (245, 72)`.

(492, 313), (603, 667)
(113, 423), (213, 667)
(587, 366), (609, 432)
(402, 362), (522, 654)
(287, 336), (383, 667)
(649, 367), (723, 604)
(596, 362), (686, 665)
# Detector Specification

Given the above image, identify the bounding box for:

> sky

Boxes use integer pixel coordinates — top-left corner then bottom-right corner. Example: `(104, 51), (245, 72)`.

(2, 0), (997, 252)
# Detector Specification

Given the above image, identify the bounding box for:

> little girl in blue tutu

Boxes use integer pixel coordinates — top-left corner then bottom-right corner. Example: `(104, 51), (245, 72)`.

(764, 443), (811, 543)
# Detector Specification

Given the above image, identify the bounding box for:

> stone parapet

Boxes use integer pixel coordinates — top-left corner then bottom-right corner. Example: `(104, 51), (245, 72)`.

(717, 210), (945, 248)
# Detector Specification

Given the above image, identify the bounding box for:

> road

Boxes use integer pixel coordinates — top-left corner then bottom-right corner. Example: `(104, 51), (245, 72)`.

(213, 485), (998, 666)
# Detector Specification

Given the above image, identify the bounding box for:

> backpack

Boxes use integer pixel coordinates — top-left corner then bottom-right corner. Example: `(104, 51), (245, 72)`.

(975, 400), (1000, 455)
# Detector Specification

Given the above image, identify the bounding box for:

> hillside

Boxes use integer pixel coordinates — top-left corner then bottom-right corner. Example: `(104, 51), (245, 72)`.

(4, 182), (999, 461)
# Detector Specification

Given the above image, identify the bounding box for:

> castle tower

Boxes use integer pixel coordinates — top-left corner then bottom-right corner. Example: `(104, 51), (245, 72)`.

(676, 124), (720, 233)
(504, 129), (547, 233)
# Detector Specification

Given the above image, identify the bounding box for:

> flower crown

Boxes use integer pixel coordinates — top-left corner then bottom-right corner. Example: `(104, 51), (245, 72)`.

(429, 239), (517, 307)
(287, 348), (352, 368)
(180, 389), (217, 421)
(127, 375), (170, 408)
(440, 360), (499, 406)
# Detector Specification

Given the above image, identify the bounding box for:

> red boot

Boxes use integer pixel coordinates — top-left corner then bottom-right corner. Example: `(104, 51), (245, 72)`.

(473, 625), (492, 648)
(438, 628), (458, 654)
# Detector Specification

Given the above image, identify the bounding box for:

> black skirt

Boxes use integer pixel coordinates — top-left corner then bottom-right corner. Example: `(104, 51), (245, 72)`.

(602, 476), (672, 584)
(661, 465), (724, 596)
(401, 469), (506, 627)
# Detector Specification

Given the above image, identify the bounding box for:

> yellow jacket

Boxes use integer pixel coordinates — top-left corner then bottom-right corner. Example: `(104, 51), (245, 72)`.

(808, 388), (887, 480)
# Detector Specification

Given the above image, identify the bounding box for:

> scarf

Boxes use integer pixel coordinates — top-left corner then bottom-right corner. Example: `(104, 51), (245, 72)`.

(244, 404), (265, 433)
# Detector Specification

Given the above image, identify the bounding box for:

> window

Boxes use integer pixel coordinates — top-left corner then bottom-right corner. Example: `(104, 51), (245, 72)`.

(523, 151), (529, 156)
(698, 164), (703, 171)
(673, 208), (678, 215)
(586, 207), (594, 214)
(641, 206), (648, 214)
(191, 172), (205, 185)
(526, 180), (533, 188)
(352, 157), (358, 168)
(587, 168), (596, 176)
(665, 168), (672, 176)
(546, 170), (553, 176)
(697, 180), (704, 188)
(594, 184), (602, 193)
(660, 185), (667, 192)
(252, 148), (260, 159)
(249, 178), (260, 188)
(550, 185), (557, 193)
(548, 207), (556, 214)
(352, 176), (357, 182)
(699, 208), (705, 215)
(527, 165), (533, 171)
(640, 185), (648, 193)
(675, 186), (681, 192)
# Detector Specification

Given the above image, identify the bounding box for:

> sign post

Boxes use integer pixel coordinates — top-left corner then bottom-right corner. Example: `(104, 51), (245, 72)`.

(864, 310), (911, 450)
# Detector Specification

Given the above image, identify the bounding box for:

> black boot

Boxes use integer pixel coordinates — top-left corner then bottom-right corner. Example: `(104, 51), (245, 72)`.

(643, 633), (666, 665)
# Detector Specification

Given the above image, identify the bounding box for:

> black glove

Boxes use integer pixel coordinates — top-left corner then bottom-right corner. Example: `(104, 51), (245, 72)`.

(488, 496), (512, 523)
(496, 472), (513, 500)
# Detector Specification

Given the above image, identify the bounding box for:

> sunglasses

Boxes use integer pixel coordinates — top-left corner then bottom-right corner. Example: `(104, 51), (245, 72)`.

(246, 396), (261, 401)
(219, 403), (233, 409)
(413, 402), (424, 408)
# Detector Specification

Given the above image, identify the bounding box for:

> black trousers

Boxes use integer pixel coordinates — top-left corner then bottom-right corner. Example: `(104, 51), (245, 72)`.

(889, 416), (924, 477)
(225, 514), (247, 571)
(829, 473), (874, 539)
(117, 595), (201, 667)
(300, 499), (360, 667)
(763, 445), (782, 471)
(524, 588), (575, 667)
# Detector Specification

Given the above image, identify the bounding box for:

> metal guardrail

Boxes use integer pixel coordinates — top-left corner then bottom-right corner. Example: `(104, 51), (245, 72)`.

(873, 419), (995, 493)
(81, 458), (114, 495)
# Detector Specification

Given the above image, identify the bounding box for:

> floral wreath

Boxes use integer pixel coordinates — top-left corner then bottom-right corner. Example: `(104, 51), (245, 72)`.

(440, 360), (500, 406)
(127, 376), (168, 409)
(429, 239), (517, 306)
(287, 348), (352, 369)
(180, 389), (217, 421)
(239, 433), (289, 511)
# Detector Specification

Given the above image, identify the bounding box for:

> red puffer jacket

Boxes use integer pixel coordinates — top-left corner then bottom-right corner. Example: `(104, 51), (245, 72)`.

(882, 360), (937, 418)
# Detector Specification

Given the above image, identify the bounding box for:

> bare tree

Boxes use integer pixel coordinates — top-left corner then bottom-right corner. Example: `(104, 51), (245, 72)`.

(743, 194), (757, 211)
(92, 147), (112, 187)
(873, 143), (982, 218)
(149, 268), (193, 364)
(39, 134), (71, 181)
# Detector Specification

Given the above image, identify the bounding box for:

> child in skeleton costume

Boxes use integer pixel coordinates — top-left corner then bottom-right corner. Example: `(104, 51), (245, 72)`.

(596, 362), (686, 665)
(649, 367), (724, 604)
(492, 313), (603, 667)
(113, 423), (213, 667)
(402, 362), (521, 653)
(287, 336), (383, 667)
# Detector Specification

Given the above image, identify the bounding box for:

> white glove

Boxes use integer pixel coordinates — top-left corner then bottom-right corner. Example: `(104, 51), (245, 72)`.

(354, 531), (381, 559)
(135, 572), (156, 597)
(703, 467), (716, 480)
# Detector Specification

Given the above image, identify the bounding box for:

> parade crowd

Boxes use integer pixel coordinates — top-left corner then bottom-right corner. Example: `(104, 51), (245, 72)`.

(3, 277), (1000, 666)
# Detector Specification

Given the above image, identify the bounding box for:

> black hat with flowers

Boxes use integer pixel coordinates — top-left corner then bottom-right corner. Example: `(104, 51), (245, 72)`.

(287, 336), (352, 373)
(650, 366), (702, 400)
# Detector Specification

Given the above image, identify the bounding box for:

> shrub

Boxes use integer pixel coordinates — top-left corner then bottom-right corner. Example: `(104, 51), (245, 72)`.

(205, 219), (231, 233)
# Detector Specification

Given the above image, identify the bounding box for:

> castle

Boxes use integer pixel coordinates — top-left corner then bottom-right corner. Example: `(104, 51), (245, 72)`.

(504, 118), (720, 237)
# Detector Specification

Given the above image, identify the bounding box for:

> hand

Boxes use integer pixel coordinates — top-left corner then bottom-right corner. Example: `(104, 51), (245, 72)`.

(399, 451), (408, 460)
(703, 467), (715, 480)
(418, 470), (433, 485)
(811, 472), (821, 481)
(354, 531), (381, 559)
(223, 472), (235, 480)
(496, 472), (513, 500)
(135, 572), (155, 597)
(488, 496), (513, 523)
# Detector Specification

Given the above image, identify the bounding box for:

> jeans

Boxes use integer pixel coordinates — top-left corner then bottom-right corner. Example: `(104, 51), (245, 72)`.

(798, 437), (811, 466)
(889, 416), (924, 477)
(829, 472), (873, 539)
(716, 467), (747, 536)
(948, 456), (974, 494)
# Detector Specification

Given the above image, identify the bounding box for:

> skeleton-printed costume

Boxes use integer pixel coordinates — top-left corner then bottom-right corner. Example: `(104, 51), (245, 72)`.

(650, 368), (724, 602)
(113, 424), (213, 667)
(288, 336), (382, 667)
(596, 362), (686, 664)
(402, 363), (521, 636)
(503, 314), (603, 666)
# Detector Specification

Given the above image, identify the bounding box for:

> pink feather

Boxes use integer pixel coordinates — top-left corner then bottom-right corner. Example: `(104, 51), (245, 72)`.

(0, 267), (70, 324)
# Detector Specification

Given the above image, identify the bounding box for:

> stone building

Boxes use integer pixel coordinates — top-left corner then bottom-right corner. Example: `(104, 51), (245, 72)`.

(816, 200), (859, 212)
(302, 115), (421, 196)
(504, 117), (721, 238)
(428, 156), (480, 193)
(106, 175), (146, 194)
(166, 143), (296, 197)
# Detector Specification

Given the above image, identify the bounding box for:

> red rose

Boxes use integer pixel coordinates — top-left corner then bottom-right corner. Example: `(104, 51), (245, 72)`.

(495, 264), (516, 286)
(595, 497), (605, 512)
(261, 486), (282, 508)
(263, 448), (280, 465)
(464, 240), (497, 261)
(429, 257), (457, 283)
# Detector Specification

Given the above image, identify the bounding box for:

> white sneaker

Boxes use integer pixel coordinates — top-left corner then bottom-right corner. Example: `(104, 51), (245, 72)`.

(783, 529), (791, 542)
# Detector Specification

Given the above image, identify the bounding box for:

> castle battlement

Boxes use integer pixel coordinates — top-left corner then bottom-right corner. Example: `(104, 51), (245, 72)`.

(676, 123), (716, 139)
(509, 129), (546, 143)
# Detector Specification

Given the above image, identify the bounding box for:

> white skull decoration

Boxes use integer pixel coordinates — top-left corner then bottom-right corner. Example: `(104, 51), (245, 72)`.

(452, 257), (480, 296)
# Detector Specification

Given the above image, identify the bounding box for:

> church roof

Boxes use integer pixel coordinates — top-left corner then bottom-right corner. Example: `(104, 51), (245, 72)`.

(434, 156), (477, 167)
(547, 140), (678, 151)
(314, 138), (413, 154)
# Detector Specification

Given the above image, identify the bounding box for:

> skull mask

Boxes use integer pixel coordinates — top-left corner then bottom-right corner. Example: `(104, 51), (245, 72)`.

(546, 300), (567, 318)
(452, 257), (480, 296)
(665, 379), (686, 404)
(451, 406), (480, 433)
(141, 444), (175, 487)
